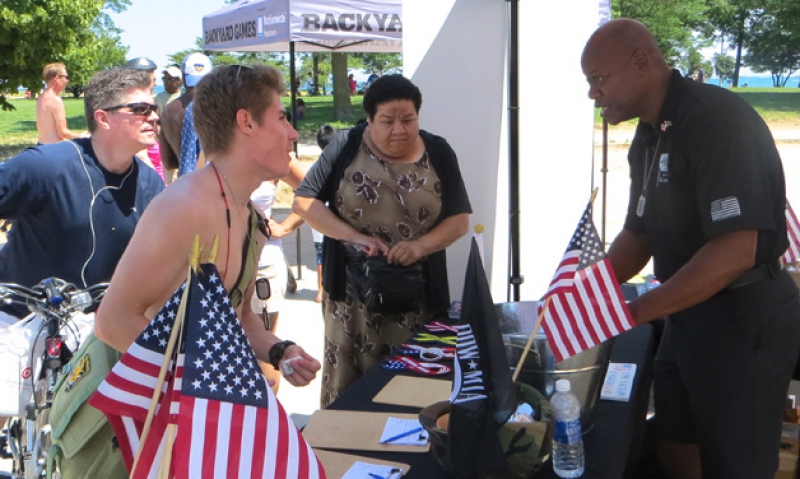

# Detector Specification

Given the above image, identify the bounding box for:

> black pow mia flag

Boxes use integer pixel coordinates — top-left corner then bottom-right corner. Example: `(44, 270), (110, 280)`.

(447, 238), (516, 477)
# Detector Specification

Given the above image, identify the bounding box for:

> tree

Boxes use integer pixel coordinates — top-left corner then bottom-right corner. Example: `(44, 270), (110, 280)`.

(612, 0), (710, 65)
(704, 0), (769, 87)
(744, 11), (800, 87)
(0, 0), (106, 109)
(331, 52), (352, 121)
(349, 53), (403, 76)
(64, 22), (129, 98)
(713, 52), (736, 85)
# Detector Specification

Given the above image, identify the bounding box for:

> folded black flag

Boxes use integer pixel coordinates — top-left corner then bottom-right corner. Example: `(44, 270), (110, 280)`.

(447, 238), (517, 477)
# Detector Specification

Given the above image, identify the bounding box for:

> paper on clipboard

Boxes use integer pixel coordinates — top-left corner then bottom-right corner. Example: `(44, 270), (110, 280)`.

(303, 410), (430, 453)
(312, 450), (409, 479)
(372, 376), (451, 408)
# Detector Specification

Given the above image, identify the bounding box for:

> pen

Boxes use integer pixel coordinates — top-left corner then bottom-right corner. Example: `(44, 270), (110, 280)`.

(368, 474), (385, 479)
(380, 427), (424, 444)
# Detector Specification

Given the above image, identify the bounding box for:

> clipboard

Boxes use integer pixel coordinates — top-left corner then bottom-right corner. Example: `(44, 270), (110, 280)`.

(313, 450), (410, 479)
(303, 410), (430, 453)
(372, 376), (451, 408)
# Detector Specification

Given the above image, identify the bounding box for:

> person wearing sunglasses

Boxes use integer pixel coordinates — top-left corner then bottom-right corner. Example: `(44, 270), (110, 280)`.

(36, 62), (89, 144)
(0, 67), (165, 324)
(96, 64), (320, 390)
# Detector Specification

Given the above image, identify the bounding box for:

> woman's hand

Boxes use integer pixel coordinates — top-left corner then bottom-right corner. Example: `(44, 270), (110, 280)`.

(387, 240), (426, 265)
(279, 345), (321, 387)
(350, 235), (390, 257)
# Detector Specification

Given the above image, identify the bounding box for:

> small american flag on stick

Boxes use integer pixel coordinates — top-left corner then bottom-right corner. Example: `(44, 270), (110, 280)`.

(539, 200), (634, 362)
(90, 261), (325, 479)
(783, 200), (800, 265)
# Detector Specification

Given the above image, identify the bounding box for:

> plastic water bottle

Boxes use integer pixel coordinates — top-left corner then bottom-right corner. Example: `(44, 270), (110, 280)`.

(551, 379), (585, 478)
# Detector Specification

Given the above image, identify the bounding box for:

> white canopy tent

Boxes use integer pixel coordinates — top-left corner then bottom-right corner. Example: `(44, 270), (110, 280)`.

(202, 0), (401, 53)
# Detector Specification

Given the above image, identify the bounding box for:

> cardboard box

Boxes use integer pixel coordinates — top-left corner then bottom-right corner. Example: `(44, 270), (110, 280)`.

(777, 421), (799, 479)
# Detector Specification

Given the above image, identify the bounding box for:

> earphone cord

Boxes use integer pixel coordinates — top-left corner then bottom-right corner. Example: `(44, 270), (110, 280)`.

(210, 162), (231, 283)
(70, 140), (133, 288)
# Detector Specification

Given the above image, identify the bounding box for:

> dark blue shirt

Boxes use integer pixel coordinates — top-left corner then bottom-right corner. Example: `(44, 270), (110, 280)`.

(0, 139), (164, 317)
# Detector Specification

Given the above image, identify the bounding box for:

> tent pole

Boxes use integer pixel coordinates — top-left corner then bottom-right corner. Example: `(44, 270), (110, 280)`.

(289, 41), (303, 280)
(601, 118), (608, 246)
(507, 0), (522, 302)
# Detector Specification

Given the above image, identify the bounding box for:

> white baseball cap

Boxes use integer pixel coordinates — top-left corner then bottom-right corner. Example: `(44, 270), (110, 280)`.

(182, 53), (213, 87)
(162, 66), (182, 80)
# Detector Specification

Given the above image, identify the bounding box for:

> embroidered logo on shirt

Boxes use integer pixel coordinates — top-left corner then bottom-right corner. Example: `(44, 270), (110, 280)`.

(657, 153), (669, 184)
(710, 197), (741, 222)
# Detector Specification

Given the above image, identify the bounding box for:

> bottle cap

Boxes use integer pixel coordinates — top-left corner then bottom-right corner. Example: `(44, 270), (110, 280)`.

(555, 379), (571, 392)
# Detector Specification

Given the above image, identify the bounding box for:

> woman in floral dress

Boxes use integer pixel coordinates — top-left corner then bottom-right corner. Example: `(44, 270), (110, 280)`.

(294, 75), (472, 406)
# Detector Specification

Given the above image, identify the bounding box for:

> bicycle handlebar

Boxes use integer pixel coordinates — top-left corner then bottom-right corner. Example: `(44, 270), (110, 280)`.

(0, 279), (108, 316)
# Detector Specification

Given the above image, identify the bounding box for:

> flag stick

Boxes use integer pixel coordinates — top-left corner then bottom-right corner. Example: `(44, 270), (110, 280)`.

(131, 236), (200, 477)
(511, 296), (551, 383)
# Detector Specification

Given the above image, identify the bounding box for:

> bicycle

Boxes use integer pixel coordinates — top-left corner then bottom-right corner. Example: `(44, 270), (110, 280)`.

(0, 279), (107, 479)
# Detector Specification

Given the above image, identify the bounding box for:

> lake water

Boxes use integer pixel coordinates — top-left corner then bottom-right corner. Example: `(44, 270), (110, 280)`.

(714, 75), (800, 88)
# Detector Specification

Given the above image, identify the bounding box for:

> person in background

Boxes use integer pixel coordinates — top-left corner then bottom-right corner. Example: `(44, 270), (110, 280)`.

(294, 75), (472, 407)
(154, 65), (183, 112)
(157, 53), (213, 183)
(365, 69), (380, 91)
(124, 57), (163, 179)
(249, 159), (308, 392)
(123, 57), (158, 91)
(582, 18), (800, 479)
(312, 124), (337, 303)
(177, 54), (216, 177)
(305, 71), (314, 96)
(293, 98), (306, 121)
(0, 67), (164, 323)
(348, 73), (357, 96)
(36, 63), (89, 144)
(94, 64), (320, 392)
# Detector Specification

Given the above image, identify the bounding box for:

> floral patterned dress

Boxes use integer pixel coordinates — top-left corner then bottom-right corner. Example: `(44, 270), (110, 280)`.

(320, 139), (443, 407)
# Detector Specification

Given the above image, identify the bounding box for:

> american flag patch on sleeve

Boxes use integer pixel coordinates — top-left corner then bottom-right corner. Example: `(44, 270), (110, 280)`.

(710, 197), (741, 222)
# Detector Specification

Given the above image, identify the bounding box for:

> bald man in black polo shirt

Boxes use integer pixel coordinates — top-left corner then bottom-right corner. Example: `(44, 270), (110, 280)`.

(582, 19), (800, 479)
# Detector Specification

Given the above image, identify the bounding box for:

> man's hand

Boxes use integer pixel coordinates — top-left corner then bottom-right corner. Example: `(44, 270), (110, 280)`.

(268, 218), (292, 239)
(279, 345), (321, 387)
(387, 240), (426, 265)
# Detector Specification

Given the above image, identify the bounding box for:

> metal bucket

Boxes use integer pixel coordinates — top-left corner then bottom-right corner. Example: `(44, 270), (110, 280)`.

(495, 301), (613, 432)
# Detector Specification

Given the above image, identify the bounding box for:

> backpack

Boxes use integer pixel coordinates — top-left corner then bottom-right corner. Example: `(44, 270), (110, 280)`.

(46, 333), (127, 479)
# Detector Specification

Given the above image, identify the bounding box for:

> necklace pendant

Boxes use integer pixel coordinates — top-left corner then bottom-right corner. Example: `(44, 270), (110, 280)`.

(636, 195), (646, 217)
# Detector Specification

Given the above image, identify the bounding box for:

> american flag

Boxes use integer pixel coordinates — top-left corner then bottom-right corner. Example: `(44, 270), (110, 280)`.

(90, 263), (325, 479)
(783, 200), (800, 264)
(540, 203), (634, 362)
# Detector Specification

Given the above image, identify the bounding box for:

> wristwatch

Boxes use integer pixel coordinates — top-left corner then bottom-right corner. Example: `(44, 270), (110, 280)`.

(268, 340), (296, 370)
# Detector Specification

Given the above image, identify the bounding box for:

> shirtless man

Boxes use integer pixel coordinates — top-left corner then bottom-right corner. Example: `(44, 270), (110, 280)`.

(95, 64), (320, 388)
(36, 63), (88, 144)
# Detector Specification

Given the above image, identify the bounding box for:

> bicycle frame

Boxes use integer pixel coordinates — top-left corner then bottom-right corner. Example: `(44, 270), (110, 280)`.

(0, 279), (106, 479)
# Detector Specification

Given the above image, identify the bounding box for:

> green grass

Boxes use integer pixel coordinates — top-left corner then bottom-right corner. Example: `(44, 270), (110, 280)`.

(0, 95), (365, 159)
(0, 97), (86, 159)
(281, 94), (365, 143)
(593, 87), (800, 127)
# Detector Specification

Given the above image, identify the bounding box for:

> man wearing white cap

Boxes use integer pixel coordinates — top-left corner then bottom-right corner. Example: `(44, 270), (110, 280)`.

(154, 66), (183, 112)
(158, 53), (213, 183)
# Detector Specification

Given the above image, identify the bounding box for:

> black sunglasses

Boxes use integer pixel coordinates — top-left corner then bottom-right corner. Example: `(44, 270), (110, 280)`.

(232, 63), (254, 81)
(102, 102), (158, 117)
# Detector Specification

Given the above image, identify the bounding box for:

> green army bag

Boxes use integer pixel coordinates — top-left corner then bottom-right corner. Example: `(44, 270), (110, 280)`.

(46, 332), (127, 479)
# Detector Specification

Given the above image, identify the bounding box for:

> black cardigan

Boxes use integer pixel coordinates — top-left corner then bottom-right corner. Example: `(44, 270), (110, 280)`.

(296, 122), (472, 312)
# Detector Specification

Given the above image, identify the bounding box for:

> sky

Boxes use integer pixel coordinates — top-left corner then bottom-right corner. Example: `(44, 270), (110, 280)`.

(109, 0), (228, 83)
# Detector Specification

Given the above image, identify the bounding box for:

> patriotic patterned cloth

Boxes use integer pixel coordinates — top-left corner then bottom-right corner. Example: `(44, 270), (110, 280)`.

(90, 263), (325, 479)
(784, 200), (800, 264)
(540, 202), (634, 362)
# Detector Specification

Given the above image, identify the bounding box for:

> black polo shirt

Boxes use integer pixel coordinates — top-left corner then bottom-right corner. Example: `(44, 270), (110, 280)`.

(624, 70), (788, 282)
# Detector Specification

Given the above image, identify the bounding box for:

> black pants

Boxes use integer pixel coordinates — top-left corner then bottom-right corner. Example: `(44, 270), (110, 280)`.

(653, 269), (800, 479)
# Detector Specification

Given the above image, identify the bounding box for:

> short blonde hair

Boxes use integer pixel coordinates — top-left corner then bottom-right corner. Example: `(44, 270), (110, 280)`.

(193, 64), (285, 155)
(43, 63), (66, 83)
